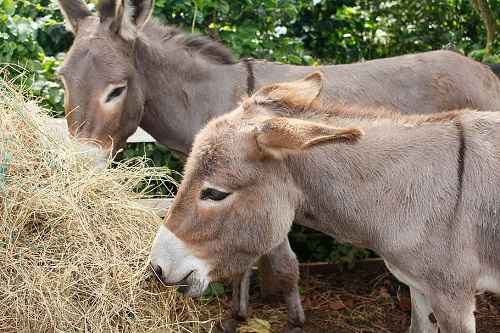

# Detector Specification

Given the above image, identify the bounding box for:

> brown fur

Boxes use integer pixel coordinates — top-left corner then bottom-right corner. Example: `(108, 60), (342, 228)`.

(256, 117), (363, 159)
(155, 73), (500, 333)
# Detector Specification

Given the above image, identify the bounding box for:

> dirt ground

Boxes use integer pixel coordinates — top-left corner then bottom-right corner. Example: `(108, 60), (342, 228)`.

(205, 260), (500, 333)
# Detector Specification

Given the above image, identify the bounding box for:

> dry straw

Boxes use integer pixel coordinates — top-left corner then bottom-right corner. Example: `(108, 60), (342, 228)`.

(0, 77), (219, 332)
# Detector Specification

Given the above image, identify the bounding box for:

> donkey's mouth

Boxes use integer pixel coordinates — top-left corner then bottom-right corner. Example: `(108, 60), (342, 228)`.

(177, 270), (209, 298)
(149, 265), (208, 297)
(150, 264), (194, 286)
(176, 270), (194, 293)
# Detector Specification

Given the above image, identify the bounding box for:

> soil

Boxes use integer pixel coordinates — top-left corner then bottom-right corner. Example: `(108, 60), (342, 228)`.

(207, 260), (500, 333)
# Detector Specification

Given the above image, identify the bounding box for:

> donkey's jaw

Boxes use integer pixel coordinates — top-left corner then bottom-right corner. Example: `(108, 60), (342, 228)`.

(150, 224), (211, 297)
(178, 271), (210, 298)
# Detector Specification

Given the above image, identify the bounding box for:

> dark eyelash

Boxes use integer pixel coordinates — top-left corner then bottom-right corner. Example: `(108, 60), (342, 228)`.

(106, 86), (126, 103)
(200, 188), (231, 201)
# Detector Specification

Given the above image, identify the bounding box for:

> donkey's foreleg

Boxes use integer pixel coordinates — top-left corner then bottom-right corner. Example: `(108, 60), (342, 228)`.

(408, 287), (438, 333)
(429, 290), (476, 333)
(231, 269), (251, 319)
(283, 283), (305, 333)
(221, 270), (252, 333)
(258, 239), (305, 333)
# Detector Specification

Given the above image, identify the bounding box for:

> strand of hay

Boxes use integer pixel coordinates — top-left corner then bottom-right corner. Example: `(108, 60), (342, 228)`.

(0, 77), (219, 332)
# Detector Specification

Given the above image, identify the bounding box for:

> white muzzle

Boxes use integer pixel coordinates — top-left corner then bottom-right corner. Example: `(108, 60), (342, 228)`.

(150, 225), (211, 297)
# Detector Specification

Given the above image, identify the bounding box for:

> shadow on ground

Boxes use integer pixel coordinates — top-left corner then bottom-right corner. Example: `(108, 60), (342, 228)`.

(207, 260), (500, 332)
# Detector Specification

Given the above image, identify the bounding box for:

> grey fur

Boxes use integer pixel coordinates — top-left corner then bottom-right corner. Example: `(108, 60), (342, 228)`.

(154, 81), (500, 332)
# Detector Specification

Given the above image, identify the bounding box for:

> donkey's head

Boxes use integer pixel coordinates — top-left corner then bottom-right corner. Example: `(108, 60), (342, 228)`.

(149, 72), (362, 296)
(57, 0), (154, 164)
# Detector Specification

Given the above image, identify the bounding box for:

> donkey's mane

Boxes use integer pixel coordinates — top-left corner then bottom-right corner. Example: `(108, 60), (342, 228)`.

(145, 20), (236, 65)
(305, 104), (462, 126)
(251, 96), (463, 127)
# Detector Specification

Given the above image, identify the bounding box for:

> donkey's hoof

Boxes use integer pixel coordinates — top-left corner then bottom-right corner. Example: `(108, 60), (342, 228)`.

(220, 318), (240, 333)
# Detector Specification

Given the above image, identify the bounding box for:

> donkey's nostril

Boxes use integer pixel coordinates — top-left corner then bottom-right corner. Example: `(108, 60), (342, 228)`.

(150, 263), (163, 280)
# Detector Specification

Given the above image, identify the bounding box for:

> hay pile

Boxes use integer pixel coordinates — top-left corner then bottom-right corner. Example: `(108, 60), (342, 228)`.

(0, 79), (218, 332)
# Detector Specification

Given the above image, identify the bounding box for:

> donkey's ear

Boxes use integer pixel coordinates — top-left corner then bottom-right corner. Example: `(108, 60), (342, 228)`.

(255, 117), (362, 159)
(252, 71), (324, 110)
(57, 0), (91, 33)
(98, 0), (154, 41)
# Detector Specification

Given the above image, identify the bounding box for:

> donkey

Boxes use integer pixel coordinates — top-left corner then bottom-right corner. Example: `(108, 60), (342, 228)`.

(57, 0), (500, 330)
(150, 72), (500, 333)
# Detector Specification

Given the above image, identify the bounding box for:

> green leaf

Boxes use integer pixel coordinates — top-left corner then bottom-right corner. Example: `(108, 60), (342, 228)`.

(1, 0), (14, 16)
(202, 282), (226, 298)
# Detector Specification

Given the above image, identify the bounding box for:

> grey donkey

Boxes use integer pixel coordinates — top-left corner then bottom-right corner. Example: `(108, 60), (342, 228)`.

(151, 72), (500, 333)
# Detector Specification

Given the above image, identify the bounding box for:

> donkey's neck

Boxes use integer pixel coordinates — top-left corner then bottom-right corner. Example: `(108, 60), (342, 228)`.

(135, 42), (243, 153)
(289, 119), (461, 254)
(136, 31), (317, 154)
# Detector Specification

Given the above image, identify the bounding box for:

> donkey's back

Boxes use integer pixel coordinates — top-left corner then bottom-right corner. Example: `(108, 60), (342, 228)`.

(317, 50), (500, 114)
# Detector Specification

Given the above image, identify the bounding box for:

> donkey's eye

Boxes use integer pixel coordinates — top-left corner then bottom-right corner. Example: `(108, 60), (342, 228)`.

(106, 86), (127, 103)
(200, 188), (231, 201)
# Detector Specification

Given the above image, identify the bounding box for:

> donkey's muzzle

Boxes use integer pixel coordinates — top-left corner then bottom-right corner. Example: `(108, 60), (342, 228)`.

(150, 263), (193, 291)
(149, 224), (211, 297)
(175, 271), (194, 294)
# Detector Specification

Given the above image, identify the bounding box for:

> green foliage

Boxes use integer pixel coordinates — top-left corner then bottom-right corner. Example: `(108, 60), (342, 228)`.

(154, 0), (498, 64)
(0, 0), (71, 115)
(118, 142), (183, 196)
(154, 0), (318, 64)
(2, 0), (499, 263)
(202, 282), (226, 299)
(289, 225), (372, 266)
